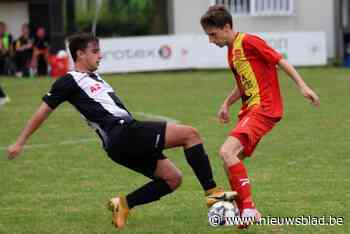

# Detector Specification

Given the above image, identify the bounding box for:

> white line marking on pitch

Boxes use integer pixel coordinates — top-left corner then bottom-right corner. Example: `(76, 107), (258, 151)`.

(0, 138), (98, 151)
(7, 108), (180, 123)
(135, 112), (179, 123)
(0, 112), (179, 151)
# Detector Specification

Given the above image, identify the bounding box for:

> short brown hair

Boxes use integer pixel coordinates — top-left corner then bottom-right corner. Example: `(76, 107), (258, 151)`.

(200, 5), (233, 29)
(68, 33), (99, 62)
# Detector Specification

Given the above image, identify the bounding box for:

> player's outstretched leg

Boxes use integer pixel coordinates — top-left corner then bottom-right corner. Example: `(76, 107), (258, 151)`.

(164, 123), (235, 206)
(108, 158), (182, 230)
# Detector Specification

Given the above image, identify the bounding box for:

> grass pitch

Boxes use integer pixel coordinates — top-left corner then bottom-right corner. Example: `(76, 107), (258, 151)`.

(0, 67), (349, 233)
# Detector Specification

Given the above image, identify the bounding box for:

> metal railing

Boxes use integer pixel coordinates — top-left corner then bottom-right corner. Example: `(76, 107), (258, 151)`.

(210, 0), (294, 16)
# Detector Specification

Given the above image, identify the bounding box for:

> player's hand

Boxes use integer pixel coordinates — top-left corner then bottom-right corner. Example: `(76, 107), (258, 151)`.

(7, 143), (23, 160)
(300, 85), (320, 107)
(218, 105), (230, 123)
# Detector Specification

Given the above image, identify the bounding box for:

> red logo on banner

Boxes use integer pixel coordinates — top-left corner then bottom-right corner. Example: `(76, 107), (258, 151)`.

(158, 45), (172, 59)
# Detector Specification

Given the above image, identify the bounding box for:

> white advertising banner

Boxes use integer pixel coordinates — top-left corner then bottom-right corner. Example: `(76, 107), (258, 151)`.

(257, 31), (327, 66)
(97, 31), (326, 74)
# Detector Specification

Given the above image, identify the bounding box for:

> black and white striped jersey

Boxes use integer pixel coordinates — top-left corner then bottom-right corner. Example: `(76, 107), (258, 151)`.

(42, 71), (133, 148)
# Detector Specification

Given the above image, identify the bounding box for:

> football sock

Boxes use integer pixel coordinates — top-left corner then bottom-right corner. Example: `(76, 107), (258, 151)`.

(228, 161), (254, 211)
(126, 179), (173, 209)
(184, 144), (217, 191)
(225, 166), (243, 211)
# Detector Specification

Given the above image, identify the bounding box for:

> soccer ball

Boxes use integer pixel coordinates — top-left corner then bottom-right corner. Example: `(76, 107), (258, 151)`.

(208, 201), (239, 226)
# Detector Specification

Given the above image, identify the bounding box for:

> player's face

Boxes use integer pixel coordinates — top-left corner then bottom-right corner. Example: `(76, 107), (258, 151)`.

(204, 25), (231, 47)
(81, 41), (102, 72)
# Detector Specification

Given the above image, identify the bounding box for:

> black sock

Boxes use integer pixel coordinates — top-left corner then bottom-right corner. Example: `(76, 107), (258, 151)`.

(126, 179), (173, 209)
(184, 144), (217, 191)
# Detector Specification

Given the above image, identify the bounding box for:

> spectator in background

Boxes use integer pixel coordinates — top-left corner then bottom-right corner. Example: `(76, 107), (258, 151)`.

(14, 23), (33, 77)
(0, 21), (13, 75)
(31, 27), (49, 76)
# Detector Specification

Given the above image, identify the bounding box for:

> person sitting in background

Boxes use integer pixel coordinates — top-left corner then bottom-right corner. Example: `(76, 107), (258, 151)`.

(31, 27), (49, 76)
(14, 23), (33, 77)
(0, 21), (13, 75)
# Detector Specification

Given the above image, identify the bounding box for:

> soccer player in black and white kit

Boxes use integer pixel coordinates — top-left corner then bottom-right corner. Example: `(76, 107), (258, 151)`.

(8, 33), (234, 230)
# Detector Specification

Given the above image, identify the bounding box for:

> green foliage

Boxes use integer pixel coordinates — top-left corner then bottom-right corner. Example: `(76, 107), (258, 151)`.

(75, 0), (154, 36)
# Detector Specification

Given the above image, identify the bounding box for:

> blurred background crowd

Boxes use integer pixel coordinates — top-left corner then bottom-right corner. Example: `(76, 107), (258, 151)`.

(0, 21), (49, 77)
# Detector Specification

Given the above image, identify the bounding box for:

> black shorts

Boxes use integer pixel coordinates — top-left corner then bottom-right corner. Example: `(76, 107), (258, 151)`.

(106, 120), (167, 179)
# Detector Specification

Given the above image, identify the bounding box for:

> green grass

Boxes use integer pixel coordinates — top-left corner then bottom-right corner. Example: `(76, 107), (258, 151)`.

(0, 67), (349, 233)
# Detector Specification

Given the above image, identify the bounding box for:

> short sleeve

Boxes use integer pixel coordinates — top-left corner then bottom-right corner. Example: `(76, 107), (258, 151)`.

(42, 74), (77, 109)
(244, 34), (282, 65)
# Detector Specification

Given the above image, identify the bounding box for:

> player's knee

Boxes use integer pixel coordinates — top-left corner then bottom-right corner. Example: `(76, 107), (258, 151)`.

(166, 170), (183, 190)
(219, 146), (240, 163)
(219, 146), (230, 161)
(185, 126), (201, 142)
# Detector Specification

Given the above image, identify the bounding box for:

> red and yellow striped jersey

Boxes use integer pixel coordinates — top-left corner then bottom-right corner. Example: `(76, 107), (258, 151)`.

(228, 32), (283, 118)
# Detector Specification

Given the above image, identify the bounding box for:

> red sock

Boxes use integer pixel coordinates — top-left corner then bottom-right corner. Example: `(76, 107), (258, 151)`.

(228, 161), (254, 212)
(226, 174), (242, 211)
(231, 181), (243, 212)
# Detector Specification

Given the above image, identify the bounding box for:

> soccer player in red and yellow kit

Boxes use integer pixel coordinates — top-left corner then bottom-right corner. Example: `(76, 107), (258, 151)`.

(201, 5), (320, 228)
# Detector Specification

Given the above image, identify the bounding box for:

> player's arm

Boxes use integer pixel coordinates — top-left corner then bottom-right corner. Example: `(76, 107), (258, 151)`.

(278, 58), (320, 107)
(8, 74), (76, 159)
(7, 102), (53, 159)
(218, 85), (240, 123)
(222, 85), (240, 107)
